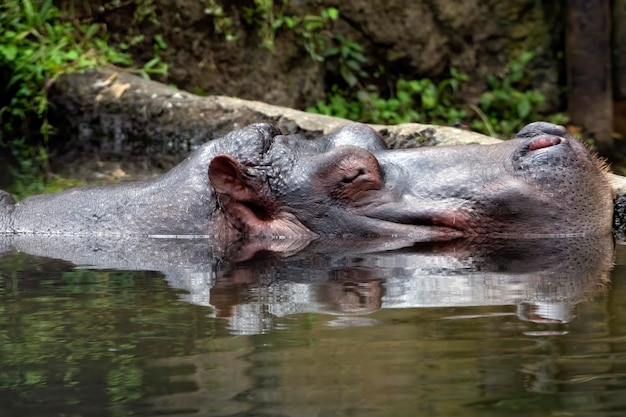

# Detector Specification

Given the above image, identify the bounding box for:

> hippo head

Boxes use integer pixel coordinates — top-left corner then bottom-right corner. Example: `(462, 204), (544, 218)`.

(207, 122), (613, 241)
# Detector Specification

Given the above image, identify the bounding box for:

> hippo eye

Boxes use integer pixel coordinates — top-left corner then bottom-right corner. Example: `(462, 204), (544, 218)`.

(313, 146), (383, 200)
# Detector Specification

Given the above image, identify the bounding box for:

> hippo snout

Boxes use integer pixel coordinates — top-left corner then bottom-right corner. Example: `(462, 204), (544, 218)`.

(510, 124), (598, 177)
(515, 121), (574, 153)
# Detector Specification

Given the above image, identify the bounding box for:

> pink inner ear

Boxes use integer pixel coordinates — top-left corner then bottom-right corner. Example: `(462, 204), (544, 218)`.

(208, 155), (244, 196)
(208, 155), (313, 238)
(208, 154), (282, 225)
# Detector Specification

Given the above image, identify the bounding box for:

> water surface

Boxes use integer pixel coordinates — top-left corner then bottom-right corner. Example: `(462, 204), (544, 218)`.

(0, 236), (624, 417)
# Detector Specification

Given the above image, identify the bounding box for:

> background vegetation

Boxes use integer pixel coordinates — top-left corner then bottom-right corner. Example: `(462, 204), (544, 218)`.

(0, 0), (566, 198)
(0, 0), (123, 196)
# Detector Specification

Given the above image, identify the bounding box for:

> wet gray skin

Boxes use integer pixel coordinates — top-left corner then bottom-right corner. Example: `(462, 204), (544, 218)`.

(0, 122), (614, 246)
(241, 122), (613, 239)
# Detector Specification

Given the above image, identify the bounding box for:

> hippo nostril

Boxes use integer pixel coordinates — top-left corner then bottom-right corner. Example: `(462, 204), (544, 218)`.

(528, 136), (562, 151)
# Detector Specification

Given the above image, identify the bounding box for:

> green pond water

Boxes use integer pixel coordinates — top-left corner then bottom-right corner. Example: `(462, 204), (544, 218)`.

(1, 237), (625, 417)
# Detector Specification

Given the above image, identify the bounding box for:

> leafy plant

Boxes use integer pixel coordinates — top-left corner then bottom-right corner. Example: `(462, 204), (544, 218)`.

(141, 34), (169, 78)
(309, 53), (560, 140)
(323, 34), (368, 87)
(0, 0), (161, 196)
(309, 85), (365, 121)
(242, 0), (285, 51)
(203, 0), (238, 41)
(469, 51), (547, 137)
(296, 7), (339, 61)
(308, 68), (469, 126)
(242, 0), (339, 59)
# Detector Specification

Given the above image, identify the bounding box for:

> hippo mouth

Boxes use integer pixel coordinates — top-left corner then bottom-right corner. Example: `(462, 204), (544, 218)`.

(359, 198), (472, 238)
(326, 214), (466, 240)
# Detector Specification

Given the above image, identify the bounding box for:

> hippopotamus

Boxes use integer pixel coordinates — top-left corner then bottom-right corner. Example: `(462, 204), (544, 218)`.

(0, 121), (614, 246)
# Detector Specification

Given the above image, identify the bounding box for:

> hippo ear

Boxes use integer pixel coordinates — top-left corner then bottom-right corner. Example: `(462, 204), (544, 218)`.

(208, 155), (311, 238)
(315, 146), (383, 200)
(208, 155), (258, 201)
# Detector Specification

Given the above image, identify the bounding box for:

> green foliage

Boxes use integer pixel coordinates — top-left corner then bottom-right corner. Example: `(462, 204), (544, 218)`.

(116, 33), (169, 78)
(131, 0), (159, 26)
(323, 34), (368, 87)
(0, 0), (131, 124)
(242, 0), (339, 59)
(0, 0), (162, 195)
(94, 1), (169, 78)
(469, 51), (547, 137)
(310, 85), (364, 121)
(143, 34), (169, 78)
(309, 53), (560, 139)
(242, 0), (282, 51)
(309, 68), (469, 127)
(204, 0), (238, 41)
(8, 171), (86, 201)
(296, 7), (340, 61)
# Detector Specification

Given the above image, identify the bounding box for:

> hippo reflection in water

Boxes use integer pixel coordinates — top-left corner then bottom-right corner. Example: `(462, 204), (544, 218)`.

(0, 234), (615, 334)
(0, 121), (614, 249)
